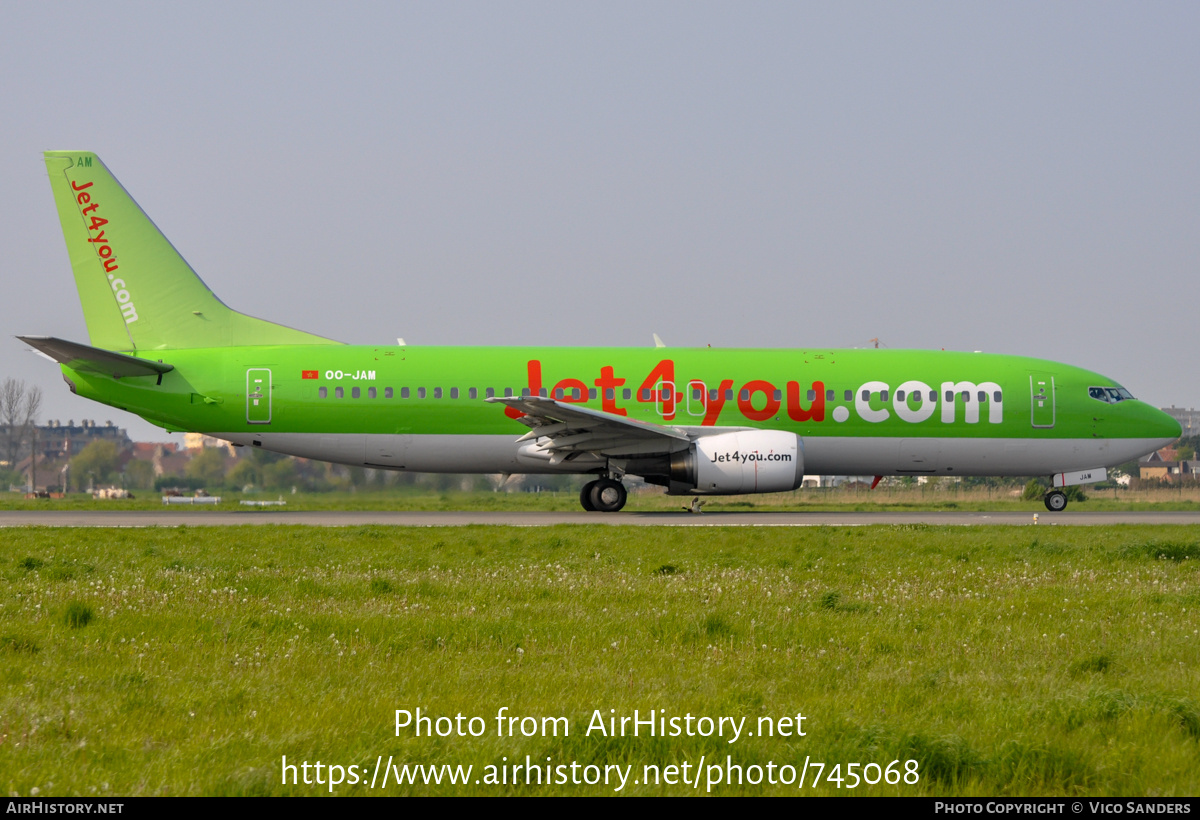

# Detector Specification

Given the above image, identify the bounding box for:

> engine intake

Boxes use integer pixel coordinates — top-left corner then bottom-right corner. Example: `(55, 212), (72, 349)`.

(668, 430), (804, 495)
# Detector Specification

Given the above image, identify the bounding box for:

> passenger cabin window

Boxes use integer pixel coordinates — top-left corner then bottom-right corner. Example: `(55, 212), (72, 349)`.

(861, 389), (870, 401)
(368, 387), (376, 399)
(826, 389), (834, 401)
(505, 388), (514, 398)
(433, 387), (443, 399)
(693, 388), (703, 400)
(774, 389), (783, 401)
(844, 390), (853, 402)
(880, 390), (889, 401)
(623, 389), (632, 400)
(606, 388), (615, 400)
(417, 387), (426, 399)
(977, 391), (986, 402)
(588, 388), (597, 399)
(468, 388), (477, 399)
(485, 388), (494, 399)
(896, 390), (906, 401)
(351, 387), (360, 398)
(806, 390), (815, 401)
(555, 388), (564, 399)
(521, 388), (530, 397)
(318, 387), (327, 398)
(384, 387), (393, 398)
(450, 387), (459, 399)
(993, 390), (1002, 402)
(335, 387), (344, 399)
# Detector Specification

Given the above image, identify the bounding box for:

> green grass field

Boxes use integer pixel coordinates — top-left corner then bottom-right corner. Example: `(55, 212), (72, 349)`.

(2, 524), (1198, 795)
(4, 482), (1200, 513)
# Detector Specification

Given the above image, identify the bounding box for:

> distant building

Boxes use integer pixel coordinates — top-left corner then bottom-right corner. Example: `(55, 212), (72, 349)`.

(1139, 445), (1196, 482)
(126, 441), (187, 477)
(183, 432), (238, 455)
(1161, 407), (1200, 438)
(22, 419), (133, 463)
(6, 419), (133, 487)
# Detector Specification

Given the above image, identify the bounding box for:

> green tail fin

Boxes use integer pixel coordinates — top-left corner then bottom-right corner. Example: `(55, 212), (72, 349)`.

(44, 151), (341, 351)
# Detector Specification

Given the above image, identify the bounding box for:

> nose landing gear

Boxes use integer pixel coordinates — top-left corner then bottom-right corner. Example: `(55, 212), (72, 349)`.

(1044, 490), (1068, 512)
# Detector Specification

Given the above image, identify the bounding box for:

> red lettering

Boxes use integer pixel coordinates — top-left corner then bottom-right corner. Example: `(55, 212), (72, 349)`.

(505, 360), (544, 419)
(786, 380), (826, 422)
(102, 258), (119, 274)
(527, 360), (542, 394)
(76, 192), (90, 205)
(71, 180), (93, 191)
(88, 216), (108, 231)
(737, 380), (780, 422)
(594, 366), (627, 416)
(552, 378), (588, 403)
(87, 230), (106, 244)
(636, 359), (676, 420)
(81, 203), (99, 216)
(702, 379), (735, 426)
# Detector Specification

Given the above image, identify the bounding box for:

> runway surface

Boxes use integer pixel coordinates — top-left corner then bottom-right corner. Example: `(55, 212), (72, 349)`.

(3, 510), (1200, 527)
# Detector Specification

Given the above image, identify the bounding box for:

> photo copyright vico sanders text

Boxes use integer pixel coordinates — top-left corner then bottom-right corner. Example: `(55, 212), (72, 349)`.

(935, 803), (1191, 815)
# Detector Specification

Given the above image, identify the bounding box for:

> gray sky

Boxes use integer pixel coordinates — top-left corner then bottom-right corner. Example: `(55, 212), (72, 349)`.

(3, 1), (1197, 442)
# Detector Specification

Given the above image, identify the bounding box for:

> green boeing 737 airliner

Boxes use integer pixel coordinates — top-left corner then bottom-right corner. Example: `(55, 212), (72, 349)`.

(21, 152), (1181, 512)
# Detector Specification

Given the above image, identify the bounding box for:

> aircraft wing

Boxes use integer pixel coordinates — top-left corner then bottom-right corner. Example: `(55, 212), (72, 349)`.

(18, 336), (174, 379)
(487, 395), (691, 458)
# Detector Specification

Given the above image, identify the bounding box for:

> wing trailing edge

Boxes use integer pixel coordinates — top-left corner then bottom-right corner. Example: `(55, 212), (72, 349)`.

(487, 395), (691, 458)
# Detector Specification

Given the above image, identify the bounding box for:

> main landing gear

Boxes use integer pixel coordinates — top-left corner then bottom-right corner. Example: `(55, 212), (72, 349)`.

(1044, 490), (1068, 512)
(580, 478), (627, 512)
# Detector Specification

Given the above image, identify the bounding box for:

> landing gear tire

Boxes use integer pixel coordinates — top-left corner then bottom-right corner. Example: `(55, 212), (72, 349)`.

(589, 478), (627, 513)
(579, 481), (598, 512)
(1044, 490), (1068, 512)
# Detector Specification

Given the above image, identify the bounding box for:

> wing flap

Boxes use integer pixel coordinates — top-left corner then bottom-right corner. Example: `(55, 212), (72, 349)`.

(488, 395), (690, 457)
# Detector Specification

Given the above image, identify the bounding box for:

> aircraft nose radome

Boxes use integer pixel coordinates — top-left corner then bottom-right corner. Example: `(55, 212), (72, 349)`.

(1145, 405), (1183, 442)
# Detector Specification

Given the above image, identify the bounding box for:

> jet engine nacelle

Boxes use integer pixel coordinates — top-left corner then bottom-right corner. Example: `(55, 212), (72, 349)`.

(668, 430), (804, 495)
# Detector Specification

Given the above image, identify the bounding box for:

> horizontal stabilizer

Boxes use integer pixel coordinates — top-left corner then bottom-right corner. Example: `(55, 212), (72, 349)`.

(18, 336), (173, 379)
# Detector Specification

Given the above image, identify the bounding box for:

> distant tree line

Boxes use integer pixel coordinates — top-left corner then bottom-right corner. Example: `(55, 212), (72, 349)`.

(0, 378), (43, 490)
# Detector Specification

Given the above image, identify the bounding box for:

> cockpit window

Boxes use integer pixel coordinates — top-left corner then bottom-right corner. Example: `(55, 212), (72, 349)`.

(1088, 386), (1135, 404)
